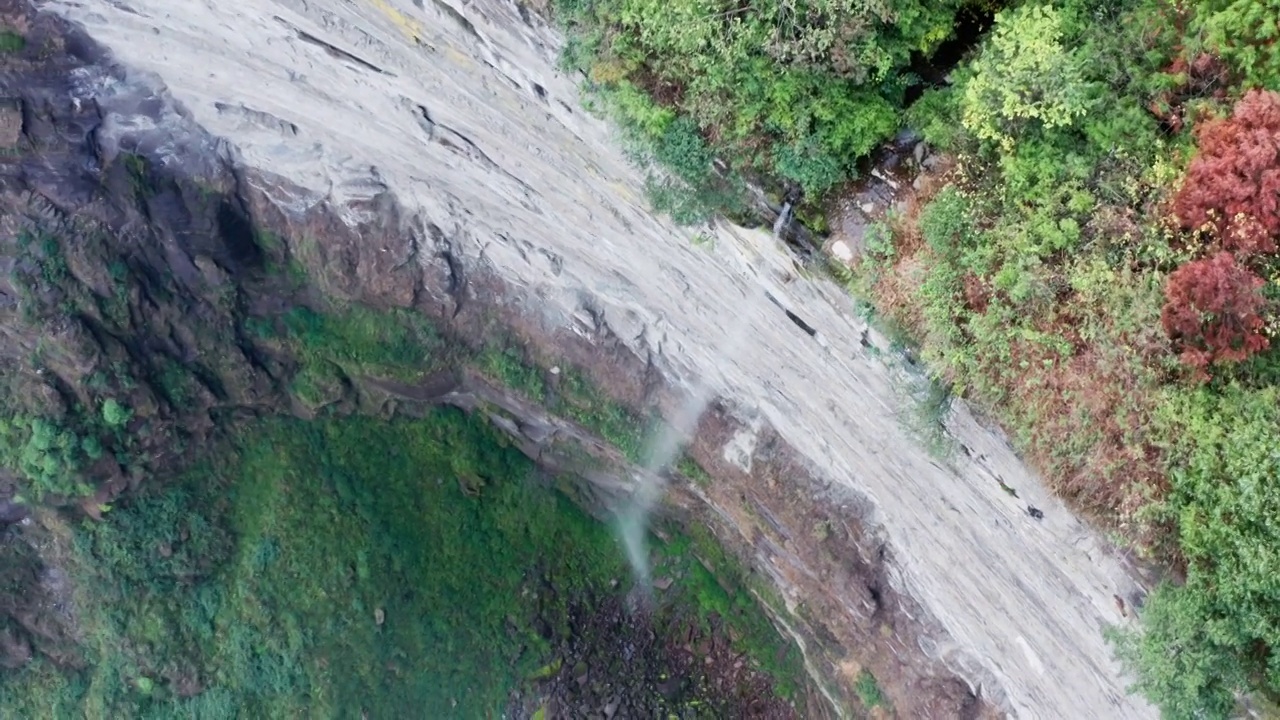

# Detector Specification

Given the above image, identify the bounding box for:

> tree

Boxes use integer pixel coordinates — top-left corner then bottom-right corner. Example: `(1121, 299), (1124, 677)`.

(1110, 386), (1280, 717)
(1161, 251), (1270, 376)
(1173, 89), (1280, 257)
(1109, 582), (1247, 720)
(960, 4), (1091, 149)
(102, 398), (133, 428)
(1190, 0), (1280, 89)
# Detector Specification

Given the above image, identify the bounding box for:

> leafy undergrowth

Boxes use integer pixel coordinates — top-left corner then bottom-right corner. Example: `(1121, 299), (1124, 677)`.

(650, 522), (808, 700)
(548, 0), (984, 223)
(846, 0), (1280, 716)
(0, 405), (806, 716)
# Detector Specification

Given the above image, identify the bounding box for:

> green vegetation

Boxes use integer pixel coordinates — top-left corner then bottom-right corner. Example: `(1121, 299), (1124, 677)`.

(1110, 386), (1280, 718)
(281, 305), (442, 376)
(0, 290), (807, 714)
(833, 0), (1280, 716)
(0, 408), (806, 715)
(959, 4), (1090, 149)
(649, 521), (808, 698)
(854, 669), (887, 710)
(0, 410), (619, 715)
(0, 407), (808, 712)
(100, 399), (132, 428)
(550, 0), (981, 221)
(0, 417), (96, 500)
(0, 30), (24, 54)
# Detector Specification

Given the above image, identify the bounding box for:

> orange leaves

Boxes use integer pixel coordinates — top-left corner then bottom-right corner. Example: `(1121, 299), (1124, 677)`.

(1162, 90), (1280, 378)
(1172, 89), (1280, 256)
(1162, 251), (1269, 376)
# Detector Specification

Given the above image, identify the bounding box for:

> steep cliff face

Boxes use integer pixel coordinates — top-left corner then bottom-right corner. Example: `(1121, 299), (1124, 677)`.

(3, 0), (1159, 715)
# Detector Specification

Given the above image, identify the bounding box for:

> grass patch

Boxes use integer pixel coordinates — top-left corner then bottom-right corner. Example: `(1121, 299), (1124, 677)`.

(0, 30), (24, 54)
(279, 304), (443, 380)
(855, 669), (886, 709)
(1, 409), (628, 716)
(650, 521), (808, 699)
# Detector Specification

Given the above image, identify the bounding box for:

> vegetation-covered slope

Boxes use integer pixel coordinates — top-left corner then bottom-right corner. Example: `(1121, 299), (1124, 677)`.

(0, 408), (808, 717)
(546, 0), (1280, 715)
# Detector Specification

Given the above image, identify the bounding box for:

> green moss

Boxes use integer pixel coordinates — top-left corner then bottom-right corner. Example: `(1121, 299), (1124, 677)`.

(650, 521), (808, 698)
(676, 455), (713, 486)
(855, 670), (886, 709)
(556, 368), (650, 463)
(1, 409), (630, 716)
(0, 30), (24, 54)
(288, 360), (346, 410)
(476, 344), (548, 402)
(281, 304), (443, 379)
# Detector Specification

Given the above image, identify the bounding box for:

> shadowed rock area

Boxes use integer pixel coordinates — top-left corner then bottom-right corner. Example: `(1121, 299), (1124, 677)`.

(4, 0), (1158, 716)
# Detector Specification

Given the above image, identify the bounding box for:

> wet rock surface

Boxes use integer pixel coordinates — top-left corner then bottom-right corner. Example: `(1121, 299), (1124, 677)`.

(1, 0), (1159, 716)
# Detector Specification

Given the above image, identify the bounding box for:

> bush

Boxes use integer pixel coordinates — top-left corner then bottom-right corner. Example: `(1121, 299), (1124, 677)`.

(773, 140), (846, 198)
(101, 400), (133, 428)
(960, 4), (1092, 149)
(1109, 581), (1247, 720)
(1161, 251), (1270, 376)
(1112, 385), (1280, 718)
(1189, 0), (1280, 89)
(904, 87), (963, 150)
(1172, 89), (1280, 257)
(0, 417), (93, 500)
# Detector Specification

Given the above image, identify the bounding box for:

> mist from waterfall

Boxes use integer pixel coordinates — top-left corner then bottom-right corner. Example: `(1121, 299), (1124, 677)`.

(614, 251), (775, 606)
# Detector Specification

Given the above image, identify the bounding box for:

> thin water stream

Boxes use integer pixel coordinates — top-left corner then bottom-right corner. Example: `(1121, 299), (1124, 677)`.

(613, 205), (798, 601)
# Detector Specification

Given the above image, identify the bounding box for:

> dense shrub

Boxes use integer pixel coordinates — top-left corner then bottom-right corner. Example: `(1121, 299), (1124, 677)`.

(0, 417), (95, 500)
(553, 0), (966, 214)
(960, 4), (1092, 149)
(1161, 251), (1270, 374)
(1189, 0), (1280, 88)
(1172, 89), (1280, 256)
(1112, 386), (1280, 718)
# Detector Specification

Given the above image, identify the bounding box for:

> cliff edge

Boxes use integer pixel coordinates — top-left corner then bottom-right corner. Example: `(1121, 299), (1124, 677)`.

(15, 0), (1156, 716)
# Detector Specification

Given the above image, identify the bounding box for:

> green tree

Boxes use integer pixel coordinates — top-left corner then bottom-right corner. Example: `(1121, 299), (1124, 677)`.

(1113, 386), (1280, 717)
(1190, 0), (1280, 88)
(960, 4), (1092, 149)
(0, 417), (92, 500)
(1109, 583), (1246, 719)
(101, 399), (133, 428)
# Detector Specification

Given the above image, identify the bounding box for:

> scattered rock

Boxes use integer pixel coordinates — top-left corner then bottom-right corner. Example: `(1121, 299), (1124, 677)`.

(827, 239), (855, 264)
(374, 608), (385, 625)
(0, 98), (22, 149)
(653, 576), (673, 591)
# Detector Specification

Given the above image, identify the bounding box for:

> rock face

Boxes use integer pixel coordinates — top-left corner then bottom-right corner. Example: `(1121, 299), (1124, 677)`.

(13, 0), (1156, 716)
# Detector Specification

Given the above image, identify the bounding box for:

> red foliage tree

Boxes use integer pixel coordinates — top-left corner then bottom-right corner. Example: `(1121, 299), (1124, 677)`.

(1161, 251), (1269, 375)
(1172, 89), (1280, 257)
